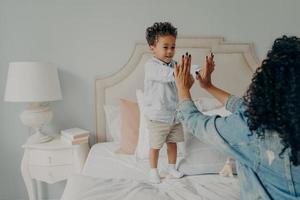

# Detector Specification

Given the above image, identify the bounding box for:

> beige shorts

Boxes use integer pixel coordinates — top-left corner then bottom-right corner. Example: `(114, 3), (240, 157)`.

(146, 118), (184, 149)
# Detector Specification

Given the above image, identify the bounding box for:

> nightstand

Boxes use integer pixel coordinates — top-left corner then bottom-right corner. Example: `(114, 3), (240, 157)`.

(21, 135), (90, 200)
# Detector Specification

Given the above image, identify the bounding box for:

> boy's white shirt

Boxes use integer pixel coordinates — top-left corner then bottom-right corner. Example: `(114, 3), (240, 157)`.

(143, 57), (179, 123)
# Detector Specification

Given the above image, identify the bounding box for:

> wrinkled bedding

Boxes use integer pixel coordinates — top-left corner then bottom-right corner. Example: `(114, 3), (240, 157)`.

(61, 174), (239, 200)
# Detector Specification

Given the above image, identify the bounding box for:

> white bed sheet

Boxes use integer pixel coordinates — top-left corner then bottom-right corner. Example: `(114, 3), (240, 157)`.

(82, 142), (183, 180)
(62, 142), (240, 200)
(62, 173), (240, 200)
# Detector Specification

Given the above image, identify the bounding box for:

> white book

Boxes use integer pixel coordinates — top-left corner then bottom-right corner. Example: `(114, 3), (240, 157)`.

(61, 128), (89, 140)
(61, 135), (89, 145)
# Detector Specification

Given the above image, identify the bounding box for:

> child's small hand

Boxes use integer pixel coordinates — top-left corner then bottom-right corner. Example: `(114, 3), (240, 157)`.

(196, 52), (215, 89)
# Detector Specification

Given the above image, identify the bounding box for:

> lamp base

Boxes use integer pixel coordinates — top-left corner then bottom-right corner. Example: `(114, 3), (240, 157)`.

(20, 102), (54, 144)
(26, 132), (53, 144)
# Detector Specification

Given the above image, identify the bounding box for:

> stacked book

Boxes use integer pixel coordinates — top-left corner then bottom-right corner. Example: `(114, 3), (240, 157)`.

(61, 128), (89, 145)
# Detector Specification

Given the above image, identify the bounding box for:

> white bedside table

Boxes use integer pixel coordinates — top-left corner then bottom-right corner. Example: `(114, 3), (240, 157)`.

(21, 135), (90, 200)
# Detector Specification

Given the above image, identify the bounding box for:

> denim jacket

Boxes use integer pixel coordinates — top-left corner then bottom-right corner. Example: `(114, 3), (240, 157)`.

(177, 95), (300, 200)
(144, 57), (178, 123)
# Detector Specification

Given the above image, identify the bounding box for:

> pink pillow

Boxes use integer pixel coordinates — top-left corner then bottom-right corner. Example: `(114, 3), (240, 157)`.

(115, 99), (140, 154)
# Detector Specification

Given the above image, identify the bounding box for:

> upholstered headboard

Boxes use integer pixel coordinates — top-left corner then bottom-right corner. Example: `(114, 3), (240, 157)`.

(95, 37), (259, 143)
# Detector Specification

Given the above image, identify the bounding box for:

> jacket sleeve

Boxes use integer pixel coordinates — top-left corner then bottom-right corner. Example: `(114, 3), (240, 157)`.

(225, 95), (245, 113)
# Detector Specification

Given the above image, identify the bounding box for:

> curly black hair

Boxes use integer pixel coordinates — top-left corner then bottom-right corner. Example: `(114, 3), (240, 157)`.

(243, 36), (300, 166)
(145, 22), (177, 46)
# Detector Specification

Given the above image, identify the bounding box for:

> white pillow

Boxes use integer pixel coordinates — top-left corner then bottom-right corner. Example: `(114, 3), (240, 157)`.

(178, 106), (236, 175)
(103, 104), (122, 142)
(135, 90), (184, 160)
(178, 133), (228, 175)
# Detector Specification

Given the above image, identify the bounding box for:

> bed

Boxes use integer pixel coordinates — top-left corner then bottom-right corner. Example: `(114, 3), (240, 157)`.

(61, 37), (259, 200)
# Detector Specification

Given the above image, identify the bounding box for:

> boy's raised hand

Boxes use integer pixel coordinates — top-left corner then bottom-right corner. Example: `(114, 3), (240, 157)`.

(196, 52), (215, 89)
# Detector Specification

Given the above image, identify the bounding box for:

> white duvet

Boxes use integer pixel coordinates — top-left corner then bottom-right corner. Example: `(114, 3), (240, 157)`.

(61, 174), (239, 200)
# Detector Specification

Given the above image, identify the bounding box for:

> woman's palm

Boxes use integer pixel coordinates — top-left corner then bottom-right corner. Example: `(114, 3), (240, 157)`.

(198, 54), (215, 89)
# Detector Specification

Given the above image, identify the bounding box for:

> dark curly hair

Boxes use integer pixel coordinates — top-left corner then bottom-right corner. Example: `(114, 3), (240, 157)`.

(145, 22), (177, 46)
(243, 36), (300, 166)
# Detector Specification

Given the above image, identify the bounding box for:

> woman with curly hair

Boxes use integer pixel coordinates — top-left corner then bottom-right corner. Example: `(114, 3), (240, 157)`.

(174, 36), (300, 199)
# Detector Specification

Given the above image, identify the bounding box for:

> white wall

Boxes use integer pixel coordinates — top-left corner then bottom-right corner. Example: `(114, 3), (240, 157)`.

(0, 0), (299, 199)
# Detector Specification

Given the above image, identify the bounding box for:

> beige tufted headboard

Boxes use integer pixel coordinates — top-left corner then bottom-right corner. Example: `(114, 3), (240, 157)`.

(95, 37), (259, 143)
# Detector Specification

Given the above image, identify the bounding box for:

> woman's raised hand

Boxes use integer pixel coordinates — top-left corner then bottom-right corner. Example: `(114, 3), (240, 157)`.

(197, 52), (215, 89)
(174, 53), (194, 100)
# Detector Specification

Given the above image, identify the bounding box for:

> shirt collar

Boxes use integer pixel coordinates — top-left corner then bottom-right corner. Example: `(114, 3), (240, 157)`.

(152, 57), (175, 67)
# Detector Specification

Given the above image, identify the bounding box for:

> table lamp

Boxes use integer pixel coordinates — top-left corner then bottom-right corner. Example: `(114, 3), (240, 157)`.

(4, 62), (62, 144)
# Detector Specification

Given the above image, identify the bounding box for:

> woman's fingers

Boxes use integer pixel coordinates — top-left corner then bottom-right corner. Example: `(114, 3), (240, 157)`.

(179, 53), (190, 77)
(206, 52), (215, 73)
(195, 71), (201, 80)
(176, 55), (183, 75)
(179, 55), (185, 74)
(176, 53), (192, 81)
(183, 53), (189, 74)
(174, 63), (179, 76)
(206, 55), (209, 69)
(187, 54), (192, 76)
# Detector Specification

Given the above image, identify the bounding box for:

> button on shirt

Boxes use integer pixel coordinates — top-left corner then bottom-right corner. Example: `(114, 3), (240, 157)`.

(144, 57), (178, 123)
(177, 95), (300, 200)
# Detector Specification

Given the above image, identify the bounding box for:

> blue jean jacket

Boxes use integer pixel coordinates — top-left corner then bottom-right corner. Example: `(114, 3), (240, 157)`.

(177, 95), (300, 200)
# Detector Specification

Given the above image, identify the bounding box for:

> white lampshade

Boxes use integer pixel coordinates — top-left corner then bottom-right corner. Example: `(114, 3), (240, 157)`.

(4, 62), (62, 102)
